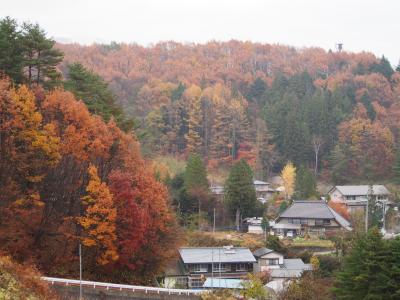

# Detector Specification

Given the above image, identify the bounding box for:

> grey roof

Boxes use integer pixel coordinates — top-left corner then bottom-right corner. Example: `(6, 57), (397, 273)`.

(280, 200), (336, 219)
(179, 247), (256, 264)
(278, 200), (352, 230)
(270, 269), (303, 278)
(253, 248), (275, 258)
(327, 206), (352, 230)
(333, 185), (390, 196)
(254, 180), (270, 185)
(283, 259), (312, 270)
(203, 278), (244, 289)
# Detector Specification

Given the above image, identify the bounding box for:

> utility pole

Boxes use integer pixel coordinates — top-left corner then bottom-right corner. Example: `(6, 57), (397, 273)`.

(382, 202), (386, 232)
(365, 198), (369, 233)
(219, 248), (221, 280)
(366, 184), (373, 233)
(79, 242), (82, 300)
(211, 248), (214, 290)
(198, 198), (201, 230)
(213, 208), (216, 235)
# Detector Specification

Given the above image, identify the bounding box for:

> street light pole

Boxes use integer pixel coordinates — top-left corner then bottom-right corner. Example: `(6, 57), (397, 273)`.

(79, 242), (82, 300)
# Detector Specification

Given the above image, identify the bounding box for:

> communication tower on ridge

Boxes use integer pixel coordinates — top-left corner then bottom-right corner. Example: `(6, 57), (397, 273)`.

(335, 43), (343, 52)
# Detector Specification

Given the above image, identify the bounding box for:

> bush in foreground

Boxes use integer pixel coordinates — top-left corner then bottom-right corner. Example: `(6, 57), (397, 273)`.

(0, 256), (56, 299)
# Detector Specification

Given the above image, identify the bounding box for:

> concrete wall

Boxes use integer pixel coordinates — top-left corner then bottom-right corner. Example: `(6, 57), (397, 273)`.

(51, 285), (200, 300)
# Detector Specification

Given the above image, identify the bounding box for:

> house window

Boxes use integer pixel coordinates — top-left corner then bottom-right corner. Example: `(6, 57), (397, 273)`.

(175, 277), (188, 287)
(212, 263), (230, 272)
(191, 264), (208, 273)
(236, 263), (248, 271)
(346, 196), (356, 200)
(190, 278), (203, 288)
(300, 219), (308, 225)
(267, 258), (280, 266)
(316, 219), (330, 226)
(288, 219), (293, 224)
(293, 219), (301, 224)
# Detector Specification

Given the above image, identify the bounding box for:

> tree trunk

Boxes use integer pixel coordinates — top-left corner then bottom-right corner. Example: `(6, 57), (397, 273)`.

(235, 209), (240, 231)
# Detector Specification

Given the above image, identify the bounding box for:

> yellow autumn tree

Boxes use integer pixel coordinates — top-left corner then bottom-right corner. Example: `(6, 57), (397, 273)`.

(184, 84), (202, 154)
(10, 85), (60, 183)
(281, 161), (296, 200)
(78, 164), (118, 265)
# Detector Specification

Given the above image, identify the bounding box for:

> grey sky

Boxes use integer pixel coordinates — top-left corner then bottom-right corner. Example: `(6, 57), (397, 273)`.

(2, 0), (399, 65)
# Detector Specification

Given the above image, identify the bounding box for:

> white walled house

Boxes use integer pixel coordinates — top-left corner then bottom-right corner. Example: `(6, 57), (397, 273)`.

(253, 180), (277, 203)
(253, 248), (284, 272)
(244, 217), (264, 234)
(210, 180), (277, 203)
(329, 185), (391, 214)
(252, 248), (312, 280)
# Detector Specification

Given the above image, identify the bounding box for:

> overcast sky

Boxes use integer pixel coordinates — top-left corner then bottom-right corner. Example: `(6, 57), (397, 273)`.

(2, 0), (399, 65)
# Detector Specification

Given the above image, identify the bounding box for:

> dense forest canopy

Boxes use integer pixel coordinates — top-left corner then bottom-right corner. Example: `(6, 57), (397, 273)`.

(57, 41), (400, 182)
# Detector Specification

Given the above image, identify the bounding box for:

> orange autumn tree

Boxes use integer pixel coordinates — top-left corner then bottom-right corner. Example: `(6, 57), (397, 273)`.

(328, 201), (350, 221)
(78, 164), (118, 266)
(0, 80), (60, 262)
(335, 106), (395, 180)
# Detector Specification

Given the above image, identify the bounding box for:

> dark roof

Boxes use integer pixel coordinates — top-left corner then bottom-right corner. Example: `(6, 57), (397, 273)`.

(278, 200), (351, 230)
(280, 200), (335, 219)
(253, 248), (275, 258)
(179, 247), (256, 264)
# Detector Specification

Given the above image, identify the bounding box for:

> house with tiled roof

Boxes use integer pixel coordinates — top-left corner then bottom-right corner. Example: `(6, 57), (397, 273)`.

(272, 200), (352, 237)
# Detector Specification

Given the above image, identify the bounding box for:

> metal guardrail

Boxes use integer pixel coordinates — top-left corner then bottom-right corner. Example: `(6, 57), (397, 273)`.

(42, 277), (206, 296)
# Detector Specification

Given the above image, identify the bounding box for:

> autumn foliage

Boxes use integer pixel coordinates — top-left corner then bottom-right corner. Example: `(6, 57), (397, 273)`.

(57, 41), (400, 182)
(0, 256), (57, 300)
(0, 78), (180, 283)
(328, 201), (350, 221)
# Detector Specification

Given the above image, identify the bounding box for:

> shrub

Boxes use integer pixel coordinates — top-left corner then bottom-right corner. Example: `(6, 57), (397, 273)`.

(0, 256), (56, 299)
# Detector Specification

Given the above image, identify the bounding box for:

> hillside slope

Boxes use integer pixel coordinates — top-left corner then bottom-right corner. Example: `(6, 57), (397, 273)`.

(57, 41), (400, 182)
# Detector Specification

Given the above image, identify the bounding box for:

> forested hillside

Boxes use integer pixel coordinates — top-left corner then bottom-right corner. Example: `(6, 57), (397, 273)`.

(58, 42), (400, 182)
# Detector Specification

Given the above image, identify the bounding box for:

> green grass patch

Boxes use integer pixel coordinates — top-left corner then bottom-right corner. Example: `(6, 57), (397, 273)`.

(288, 237), (334, 248)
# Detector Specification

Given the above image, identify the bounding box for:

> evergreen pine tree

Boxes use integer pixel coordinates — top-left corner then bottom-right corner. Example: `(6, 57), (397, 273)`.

(393, 150), (400, 184)
(247, 77), (266, 103)
(369, 56), (394, 79)
(388, 237), (400, 297)
(334, 228), (392, 299)
(184, 153), (208, 192)
(64, 63), (134, 131)
(0, 17), (24, 83)
(360, 92), (376, 121)
(294, 165), (317, 199)
(224, 159), (257, 226)
(21, 22), (64, 88)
